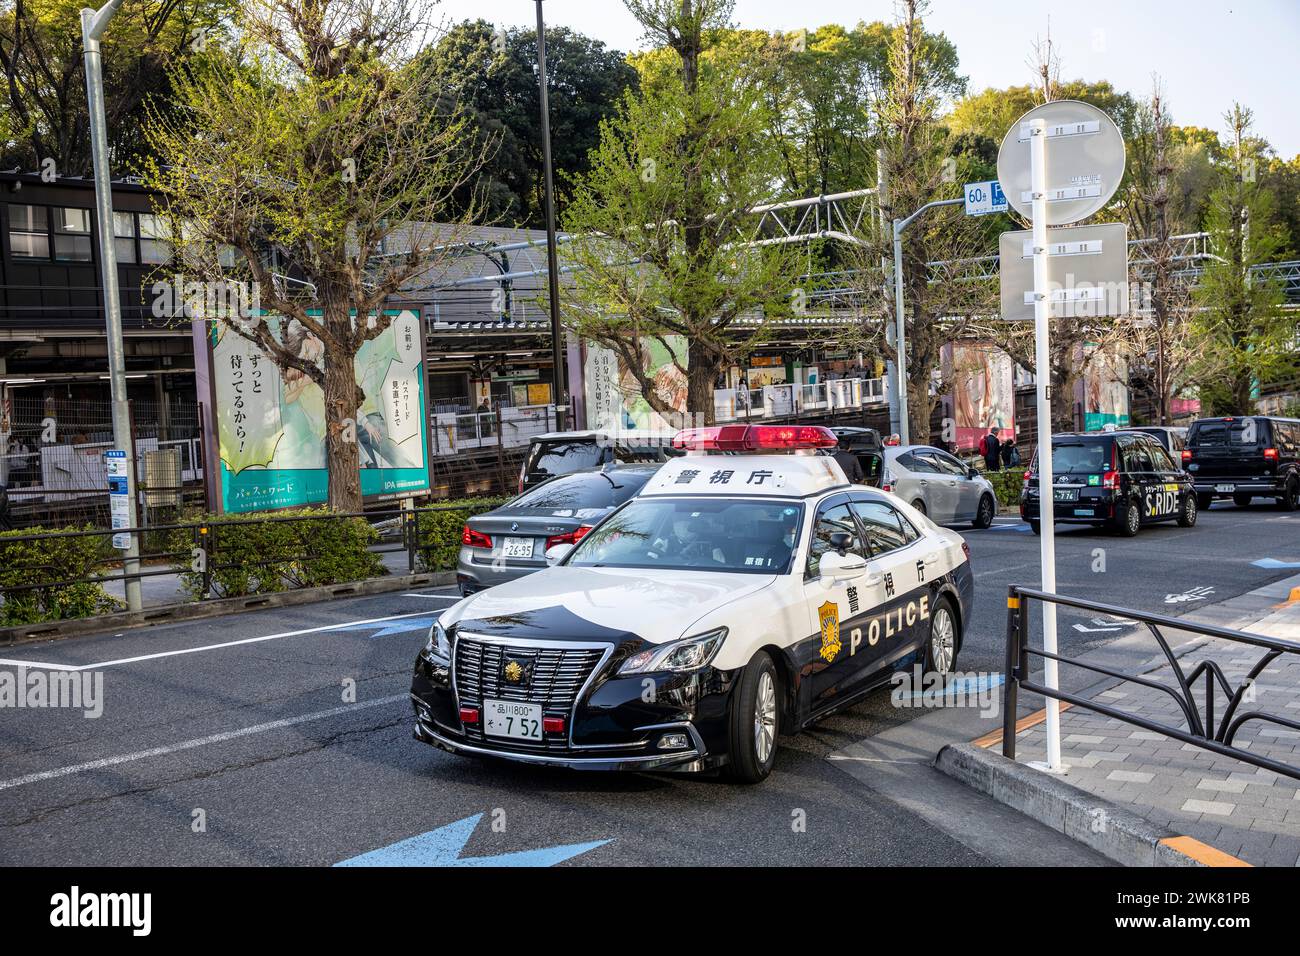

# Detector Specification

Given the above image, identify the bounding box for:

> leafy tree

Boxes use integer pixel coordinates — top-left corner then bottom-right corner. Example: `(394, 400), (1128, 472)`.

(417, 19), (638, 228)
(561, 0), (806, 425)
(143, 0), (489, 511)
(1192, 105), (1295, 414)
(0, 0), (230, 174)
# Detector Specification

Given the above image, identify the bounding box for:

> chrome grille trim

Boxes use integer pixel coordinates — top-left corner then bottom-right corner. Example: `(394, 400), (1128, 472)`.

(451, 631), (614, 752)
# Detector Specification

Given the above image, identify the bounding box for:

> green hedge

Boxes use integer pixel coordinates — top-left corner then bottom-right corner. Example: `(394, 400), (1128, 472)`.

(982, 468), (1026, 508)
(414, 497), (509, 572)
(0, 526), (124, 626)
(170, 508), (385, 599)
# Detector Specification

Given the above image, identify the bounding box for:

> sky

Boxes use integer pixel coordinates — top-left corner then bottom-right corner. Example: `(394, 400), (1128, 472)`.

(430, 0), (1300, 158)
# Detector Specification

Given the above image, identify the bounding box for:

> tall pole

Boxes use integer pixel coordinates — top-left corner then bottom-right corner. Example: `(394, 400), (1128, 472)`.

(535, 0), (567, 430)
(891, 220), (910, 445)
(82, 0), (140, 613)
(1030, 117), (1062, 770)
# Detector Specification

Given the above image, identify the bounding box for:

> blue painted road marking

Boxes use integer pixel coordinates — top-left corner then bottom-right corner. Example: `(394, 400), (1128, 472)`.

(334, 814), (610, 867)
(333, 615), (438, 638)
(1252, 558), (1300, 569)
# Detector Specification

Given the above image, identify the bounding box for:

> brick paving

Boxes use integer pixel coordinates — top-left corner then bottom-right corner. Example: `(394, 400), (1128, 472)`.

(1012, 596), (1300, 867)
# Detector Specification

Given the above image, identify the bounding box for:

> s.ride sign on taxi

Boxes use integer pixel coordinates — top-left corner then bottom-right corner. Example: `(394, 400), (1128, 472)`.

(412, 423), (975, 783)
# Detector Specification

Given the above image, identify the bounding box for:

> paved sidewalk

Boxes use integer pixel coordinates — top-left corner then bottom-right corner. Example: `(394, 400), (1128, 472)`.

(1006, 573), (1300, 867)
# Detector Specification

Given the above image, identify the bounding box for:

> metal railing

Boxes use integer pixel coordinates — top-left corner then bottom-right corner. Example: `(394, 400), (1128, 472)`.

(1002, 585), (1300, 781)
(714, 376), (885, 422)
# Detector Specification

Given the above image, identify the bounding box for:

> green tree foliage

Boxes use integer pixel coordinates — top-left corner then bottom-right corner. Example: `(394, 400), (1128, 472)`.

(417, 19), (638, 228)
(1192, 105), (1296, 415)
(143, 0), (489, 512)
(0, 0), (231, 174)
(561, 0), (806, 424)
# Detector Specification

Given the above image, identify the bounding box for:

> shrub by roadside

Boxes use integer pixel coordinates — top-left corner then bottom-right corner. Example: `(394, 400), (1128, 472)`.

(982, 469), (1026, 509)
(169, 508), (385, 599)
(0, 526), (123, 626)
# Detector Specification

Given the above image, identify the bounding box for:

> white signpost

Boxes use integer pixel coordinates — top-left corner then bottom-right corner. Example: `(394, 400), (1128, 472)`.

(998, 222), (1130, 321)
(997, 100), (1127, 772)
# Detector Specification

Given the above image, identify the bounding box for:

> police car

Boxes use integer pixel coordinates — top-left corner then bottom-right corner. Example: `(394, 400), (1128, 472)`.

(411, 424), (974, 783)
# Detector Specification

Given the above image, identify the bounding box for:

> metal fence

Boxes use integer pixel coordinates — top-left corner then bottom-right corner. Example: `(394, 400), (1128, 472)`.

(1002, 585), (1300, 782)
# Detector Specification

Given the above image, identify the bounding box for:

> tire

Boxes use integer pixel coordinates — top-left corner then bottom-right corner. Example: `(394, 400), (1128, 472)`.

(1278, 479), (1300, 512)
(911, 498), (927, 517)
(1115, 501), (1141, 537)
(1233, 492), (1253, 508)
(1196, 492), (1213, 511)
(1177, 492), (1198, 527)
(1029, 520), (1041, 535)
(970, 494), (995, 529)
(925, 597), (960, 675)
(723, 651), (779, 784)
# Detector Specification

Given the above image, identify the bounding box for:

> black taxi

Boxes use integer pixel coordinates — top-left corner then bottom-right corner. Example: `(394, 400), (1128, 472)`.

(1019, 430), (1197, 536)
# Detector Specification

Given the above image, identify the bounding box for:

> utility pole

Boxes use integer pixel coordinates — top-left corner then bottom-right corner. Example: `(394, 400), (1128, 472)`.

(82, 0), (141, 613)
(535, 0), (567, 430)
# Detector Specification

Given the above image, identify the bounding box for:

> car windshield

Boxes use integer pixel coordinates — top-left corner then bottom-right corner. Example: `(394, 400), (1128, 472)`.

(528, 440), (603, 477)
(510, 471), (650, 510)
(1033, 442), (1110, 474)
(566, 497), (804, 573)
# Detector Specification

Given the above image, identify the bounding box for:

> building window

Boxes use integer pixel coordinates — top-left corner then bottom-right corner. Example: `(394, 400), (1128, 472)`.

(53, 207), (93, 262)
(8, 204), (49, 259)
(139, 213), (173, 264)
(113, 211), (137, 263)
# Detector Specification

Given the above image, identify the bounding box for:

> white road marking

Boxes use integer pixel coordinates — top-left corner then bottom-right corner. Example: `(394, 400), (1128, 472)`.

(401, 593), (460, 600)
(0, 693), (409, 793)
(0, 611), (435, 672)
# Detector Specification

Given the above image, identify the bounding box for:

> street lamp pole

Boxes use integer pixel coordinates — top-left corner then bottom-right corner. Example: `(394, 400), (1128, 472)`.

(891, 197), (963, 446)
(82, 0), (141, 613)
(535, 0), (567, 430)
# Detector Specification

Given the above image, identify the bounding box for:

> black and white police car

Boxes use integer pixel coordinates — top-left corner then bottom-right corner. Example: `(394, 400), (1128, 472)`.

(411, 424), (974, 783)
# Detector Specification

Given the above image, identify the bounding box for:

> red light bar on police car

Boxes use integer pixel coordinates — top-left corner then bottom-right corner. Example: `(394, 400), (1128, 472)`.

(672, 424), (838, 451)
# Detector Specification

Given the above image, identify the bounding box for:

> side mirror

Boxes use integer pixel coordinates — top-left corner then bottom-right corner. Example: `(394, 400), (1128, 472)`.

(545, 543), (574, 566)
(819, 549), (866, 586)
(827, 530), (853, 555)
(968, 466), (980, 479)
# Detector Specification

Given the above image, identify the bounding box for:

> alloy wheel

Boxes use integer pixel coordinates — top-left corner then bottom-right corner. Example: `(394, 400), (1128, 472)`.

(930, 607), (956, 674)
(753, 670), (777, 764)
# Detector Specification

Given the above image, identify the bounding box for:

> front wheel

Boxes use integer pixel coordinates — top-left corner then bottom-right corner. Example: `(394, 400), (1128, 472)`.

(970, 494), (995, 529)
(723, 651), (779, 784)
(1177, 493), (1198, 527)
(1029, 519), (1041, 535)
(911, 498), (927, 517)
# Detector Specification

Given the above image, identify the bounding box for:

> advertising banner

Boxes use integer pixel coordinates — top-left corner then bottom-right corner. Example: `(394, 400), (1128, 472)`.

(583, 336), (687, 432)
(1082, 344), (1130, 432)
(951, 343), (1015, 452)
(211, 310), (430, 513)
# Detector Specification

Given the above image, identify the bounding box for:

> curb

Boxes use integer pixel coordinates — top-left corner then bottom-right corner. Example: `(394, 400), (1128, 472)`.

(0, 571), (457, 646)
(935, 742), (1250, 867)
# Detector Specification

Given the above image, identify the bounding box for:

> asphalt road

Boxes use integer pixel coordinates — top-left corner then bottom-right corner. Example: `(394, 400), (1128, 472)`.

(1, 502), (1296, 866)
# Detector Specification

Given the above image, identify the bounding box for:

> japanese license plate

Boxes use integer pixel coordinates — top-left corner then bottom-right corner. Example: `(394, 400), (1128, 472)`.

(501, 536), (535, 559)
(1053, 488), (1078, 502)
(1215, 484), (1235, 493)
(483, 699), (542, 740)
(1073, 508), (1095, 517)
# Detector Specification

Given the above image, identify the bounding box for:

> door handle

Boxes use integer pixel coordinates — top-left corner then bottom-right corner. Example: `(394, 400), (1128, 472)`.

(919, 479), (928, 485)
(864, 572), (883, 585)
(924, 554), (940, 565)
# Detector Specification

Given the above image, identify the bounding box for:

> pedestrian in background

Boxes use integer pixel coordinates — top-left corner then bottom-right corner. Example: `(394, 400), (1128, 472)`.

(979, 426), (1001, 471)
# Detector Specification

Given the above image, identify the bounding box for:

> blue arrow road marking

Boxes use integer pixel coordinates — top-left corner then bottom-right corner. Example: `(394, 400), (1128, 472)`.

(334, 814), (610, 867)
(332, 615), (438, 638)
(904, 673), (1005, 701)
(1252, 559), (1300, 570)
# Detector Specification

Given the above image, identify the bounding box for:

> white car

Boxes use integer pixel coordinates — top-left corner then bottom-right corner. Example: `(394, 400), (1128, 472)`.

(881, 445), (999, 528)
(411, 424), (975, 783)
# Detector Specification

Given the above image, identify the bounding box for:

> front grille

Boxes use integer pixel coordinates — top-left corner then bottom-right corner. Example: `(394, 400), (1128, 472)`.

(454, 636), (607, 750)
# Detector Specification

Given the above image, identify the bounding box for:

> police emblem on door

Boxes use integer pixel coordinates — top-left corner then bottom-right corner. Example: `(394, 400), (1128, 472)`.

(818, 601), (841, 663)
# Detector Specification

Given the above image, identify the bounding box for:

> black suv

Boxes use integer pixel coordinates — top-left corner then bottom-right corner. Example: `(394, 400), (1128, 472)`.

(1183, 416), (1300, 510)
(517, 430), (680, 492)
(1020, 431), (1197, 536)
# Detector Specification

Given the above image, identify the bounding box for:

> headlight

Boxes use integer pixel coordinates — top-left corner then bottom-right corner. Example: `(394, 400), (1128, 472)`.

(617, 627), (727, 675)
(424, 621), (452, 663)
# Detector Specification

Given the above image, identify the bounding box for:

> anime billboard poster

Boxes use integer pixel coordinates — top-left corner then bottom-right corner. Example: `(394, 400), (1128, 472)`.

(1082, 344), (1131, 432)
(583, 335), (688, 432)
(211, 310), (430, 513)
(950, 343), (1015, 452)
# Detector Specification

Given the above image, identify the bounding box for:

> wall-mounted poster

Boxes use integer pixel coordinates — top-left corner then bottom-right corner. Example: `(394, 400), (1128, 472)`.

(1082, 344), (1130, 432)
(209, 310), (430, 513)
(583, 336), (687, 432)
(950, 343), (1015, 452)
